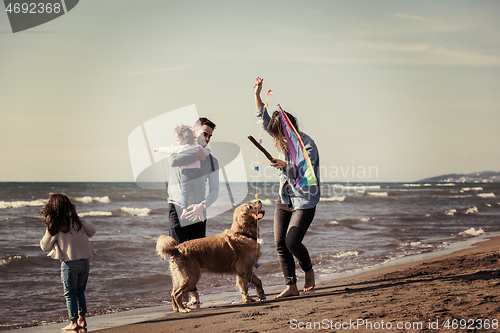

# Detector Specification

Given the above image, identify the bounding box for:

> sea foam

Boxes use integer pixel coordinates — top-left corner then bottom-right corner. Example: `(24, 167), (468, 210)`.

(477, 193), (495, 198)
(364, 185), (382, 190)
(74, 196), (111, 204)
(260, 199), (274, 206)
(121, 207), (151, 217)
(366, 192), (388, 197)
(332, 250), (360, 258)
(399, 241), (433, 248)
(464, 206), (478, 214)
(0, 199), (46, 209)
(80, 211), (113, 217)
(400, 241), (421, 247)
(0, 255), (24, 266)
(461, 187), (483, 192)
(331, 184), (376, 191)
(320, 196), (346, 202)
(458, 227), (485, 237)
(444, 209), (457, 216)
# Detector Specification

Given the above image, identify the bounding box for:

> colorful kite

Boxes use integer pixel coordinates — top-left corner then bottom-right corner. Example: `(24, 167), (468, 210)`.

(264, 90), (273, 108)
(278, 104), (318, 188)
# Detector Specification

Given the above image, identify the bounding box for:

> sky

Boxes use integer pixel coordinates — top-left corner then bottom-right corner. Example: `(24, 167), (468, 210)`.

(1, 0), (499, 183)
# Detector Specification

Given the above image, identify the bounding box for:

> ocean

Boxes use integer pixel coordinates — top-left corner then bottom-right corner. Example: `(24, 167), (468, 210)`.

(1, 181), (499, 330)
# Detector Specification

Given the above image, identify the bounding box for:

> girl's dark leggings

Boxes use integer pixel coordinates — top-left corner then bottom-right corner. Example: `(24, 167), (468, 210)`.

(274, 199), (316, 285)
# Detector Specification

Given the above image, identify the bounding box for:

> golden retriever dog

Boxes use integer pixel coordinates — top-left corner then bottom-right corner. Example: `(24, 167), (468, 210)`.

(156, 200), (266, 313)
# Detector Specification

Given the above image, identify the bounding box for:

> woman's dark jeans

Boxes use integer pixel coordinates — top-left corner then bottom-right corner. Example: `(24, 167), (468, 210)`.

(274, 198), (316, 285)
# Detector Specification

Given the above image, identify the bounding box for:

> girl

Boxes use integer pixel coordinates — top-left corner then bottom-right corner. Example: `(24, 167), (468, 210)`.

(254, 77), (321, 298)
(40, 194), (96, 331)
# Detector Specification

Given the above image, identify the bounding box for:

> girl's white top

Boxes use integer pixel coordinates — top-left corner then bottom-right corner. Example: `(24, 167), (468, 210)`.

(40, 219), (96, 261)
(156, 144), (210, 169)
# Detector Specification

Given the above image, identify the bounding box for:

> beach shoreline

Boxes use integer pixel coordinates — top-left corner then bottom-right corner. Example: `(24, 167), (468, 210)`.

(20, 234), (500, 332)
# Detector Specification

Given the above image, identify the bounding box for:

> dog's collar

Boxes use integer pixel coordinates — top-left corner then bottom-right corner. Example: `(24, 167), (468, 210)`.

(238, 232), (257, 241)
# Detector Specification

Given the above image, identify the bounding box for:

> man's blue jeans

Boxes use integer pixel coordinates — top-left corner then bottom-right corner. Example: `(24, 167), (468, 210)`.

(61, 259), (90, 321)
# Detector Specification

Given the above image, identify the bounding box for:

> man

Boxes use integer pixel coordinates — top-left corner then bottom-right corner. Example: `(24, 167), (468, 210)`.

(165, 117), (219, 307)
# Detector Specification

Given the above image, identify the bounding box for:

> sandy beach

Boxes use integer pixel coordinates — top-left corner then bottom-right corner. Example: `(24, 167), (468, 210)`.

(87, 236), (500, 333)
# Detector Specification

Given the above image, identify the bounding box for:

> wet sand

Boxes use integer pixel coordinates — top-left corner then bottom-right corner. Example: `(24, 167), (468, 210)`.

(90, 236), (500, 333)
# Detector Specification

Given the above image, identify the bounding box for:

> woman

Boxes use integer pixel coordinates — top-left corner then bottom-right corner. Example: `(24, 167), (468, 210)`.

(254, 78), (320, 298)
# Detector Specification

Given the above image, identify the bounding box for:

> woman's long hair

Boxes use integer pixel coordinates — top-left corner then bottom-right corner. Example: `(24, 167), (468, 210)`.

(40, 194), (82, 236)
(267, 110), (299, 154)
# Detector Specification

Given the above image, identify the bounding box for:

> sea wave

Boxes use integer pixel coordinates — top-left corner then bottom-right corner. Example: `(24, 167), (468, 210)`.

(444, 209), (457, 216)
(80, 211), (113, 217)
(366, 192), (388, 197)
(461, 187), (483, 192)
(0, 199), (46, 209)
(400, 240), (421, 247)
(477, 193), (496, 198)
(331, 184), (380, 190)
(1, 255), (22, 266)
(435, 194), (472, 198)
(320, 196), (346, 202)
(120, 207), (151, 216)
(464, 206), (478, 214)
(260, 199), (274, 206)
(337, 218), (364, 225)
(458, 227), (485, 237)
(74, 196), (111, 204)
(0, 255), (30, 267)
(399, 241), (433, 248)
(332, 250), (360, 258)
(363, 185), (381, 190)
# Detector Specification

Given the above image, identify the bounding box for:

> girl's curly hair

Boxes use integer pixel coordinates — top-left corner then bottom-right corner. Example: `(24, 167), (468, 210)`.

(174, 125), (196, 145)
(40, 194), (82, 236)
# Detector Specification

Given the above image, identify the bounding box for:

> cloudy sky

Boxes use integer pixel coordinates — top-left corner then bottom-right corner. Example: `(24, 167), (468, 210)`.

(1, 0), (499, 182)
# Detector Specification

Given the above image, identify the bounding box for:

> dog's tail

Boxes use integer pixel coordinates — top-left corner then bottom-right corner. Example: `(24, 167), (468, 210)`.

(156, 235), (179, 259)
